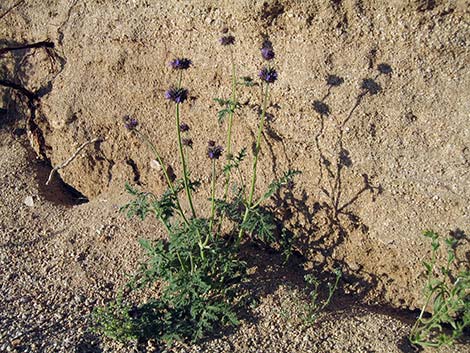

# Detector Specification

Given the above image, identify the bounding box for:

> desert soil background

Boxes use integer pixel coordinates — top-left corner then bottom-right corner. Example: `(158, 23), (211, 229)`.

(1, 0), (469, 352)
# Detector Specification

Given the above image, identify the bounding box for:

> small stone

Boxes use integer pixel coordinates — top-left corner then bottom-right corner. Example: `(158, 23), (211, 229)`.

(349, 262), (361, 271)
(74, 294), (85, 303)
(150, 159), (161, 170)
(23, 196), (34, 207)
(11, 339), (21, 347)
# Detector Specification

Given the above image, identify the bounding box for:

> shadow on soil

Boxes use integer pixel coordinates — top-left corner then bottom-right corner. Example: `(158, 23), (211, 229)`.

(0, 38), (88, 205)
(3, 35), (459, 352)
(218, 60), (425, 351)
(255, 62), (393, 291)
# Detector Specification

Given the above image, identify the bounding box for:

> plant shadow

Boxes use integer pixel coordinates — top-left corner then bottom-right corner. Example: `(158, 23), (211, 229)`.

(220, 61), (405, 348)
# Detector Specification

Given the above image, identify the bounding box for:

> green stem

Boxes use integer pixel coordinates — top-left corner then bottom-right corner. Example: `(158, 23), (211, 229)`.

(150, 198), (188, 273)
(189, 252), (194, 273)
(208, 159), (217, 237)
(222, 54), (237, 201)
(175, 100), (205, 258)
(177, 70), (183, 89)
(238, 83), (270, 240)
(176, 100), (197, 219)
(411, 247), (438, 341)
(135, 130), (189, 225)
(236, 165), (246, 200)
(176, 250), (187, 273)
(174, 70), (206, 260)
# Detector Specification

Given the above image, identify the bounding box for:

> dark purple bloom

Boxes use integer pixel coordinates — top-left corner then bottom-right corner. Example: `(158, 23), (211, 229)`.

(258, 67), (278, 84)
(182, 138), (193, 148)
(169, 58), (192, 70)
(123, 115), (138, 130)
(179, 123), (190, 132)
(261, 47), (275, 60)
(165, 87), (188, 103)
(219, 35), (235, 46)
(207, 141), (223, 160)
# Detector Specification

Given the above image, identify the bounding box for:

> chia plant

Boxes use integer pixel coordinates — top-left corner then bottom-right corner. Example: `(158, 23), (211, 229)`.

(93, 37), (300, 346)
(409, 230), (470, 348)
(303, 269), (341, 325)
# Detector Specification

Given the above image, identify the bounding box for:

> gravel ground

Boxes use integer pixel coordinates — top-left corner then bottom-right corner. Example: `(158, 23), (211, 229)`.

(1, 130), (468, 353)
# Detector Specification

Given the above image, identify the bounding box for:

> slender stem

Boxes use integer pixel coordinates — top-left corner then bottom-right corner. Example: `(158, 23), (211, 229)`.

(177, 70), (183, 89)
(215, 53), (239, 237)
(248, 83), (270, 205)
(135, 130), (189, 225)
(238, 83), (270, 240)
(176, 102), (197, 218)
(189, 252), (194, 273)
(411, 247), (438, 340)
(236, 165), (246, 200)
(222, 53), (237, 201)
(175, 71), (206, 260)
(209, 159), (217, 236)
(173, 69), (194, 218)
(175, 70), (197, 218)
(176, 250), (187, 273)
(149, 196), (188, 273)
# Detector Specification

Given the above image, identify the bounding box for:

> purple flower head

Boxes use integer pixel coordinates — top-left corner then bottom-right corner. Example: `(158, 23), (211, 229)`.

(207, 141), (223, 160)
(165, 87), (188, 103)
(123, 115), (138, 130)
(261, 47), (275, 61)
(179, 122), (190, 132)
(219, 35), (235, 46)
(258, 67), (278, 84)
(182, 138), (193, 148)
(169, 58), (192, 70)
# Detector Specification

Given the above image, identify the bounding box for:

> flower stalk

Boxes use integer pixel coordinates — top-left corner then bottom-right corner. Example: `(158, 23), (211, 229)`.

(175, 101), (197, 219)
(222, 51), (237, 202)
(238, 82), (270, 240)
(134, 129), (189, 225)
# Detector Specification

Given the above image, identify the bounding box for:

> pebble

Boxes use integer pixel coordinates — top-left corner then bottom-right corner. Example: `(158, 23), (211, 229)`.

(23, 196), (34, 207)
(11, 339), (21, 347)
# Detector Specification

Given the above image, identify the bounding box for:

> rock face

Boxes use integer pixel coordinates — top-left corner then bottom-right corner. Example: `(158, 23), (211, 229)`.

(1, 0), (469, 309)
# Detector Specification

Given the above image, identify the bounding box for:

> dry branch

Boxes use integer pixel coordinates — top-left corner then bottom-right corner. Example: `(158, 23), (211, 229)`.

(46, 137), (103, 185)
(0, 0), (26, 21)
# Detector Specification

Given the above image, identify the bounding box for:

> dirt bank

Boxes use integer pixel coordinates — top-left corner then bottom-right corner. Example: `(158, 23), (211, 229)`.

(1, 1), (469, 349)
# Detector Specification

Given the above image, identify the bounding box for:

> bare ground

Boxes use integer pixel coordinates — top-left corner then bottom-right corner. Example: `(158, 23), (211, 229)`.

(1, 0), (470, 352)
(0, 129), (467, 353)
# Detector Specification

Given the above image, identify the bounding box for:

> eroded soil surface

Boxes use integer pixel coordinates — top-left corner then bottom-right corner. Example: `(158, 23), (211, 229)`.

(1, 0), (469, 352)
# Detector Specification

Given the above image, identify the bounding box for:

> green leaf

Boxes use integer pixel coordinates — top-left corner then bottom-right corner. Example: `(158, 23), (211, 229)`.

(218, 109), (230, 124)
(241, 206), (276, 244)
(223, 147), (247, 174)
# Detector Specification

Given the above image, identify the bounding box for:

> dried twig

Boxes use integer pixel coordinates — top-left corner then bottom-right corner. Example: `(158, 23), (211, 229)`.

(0, 79), (37, 100)
(46, 137), (103, 185)
(0, 41), (54, 55)
(0, 0), (26, 21)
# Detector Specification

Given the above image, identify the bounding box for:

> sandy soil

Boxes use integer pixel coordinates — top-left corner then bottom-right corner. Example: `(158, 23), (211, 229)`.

(1, 0), (469, 352)
(0, 129), (468, 352)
